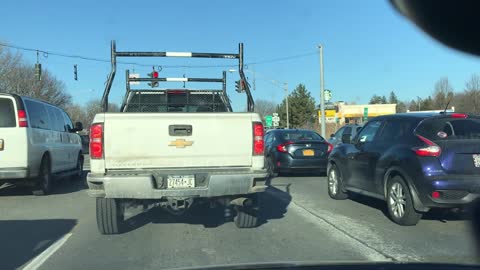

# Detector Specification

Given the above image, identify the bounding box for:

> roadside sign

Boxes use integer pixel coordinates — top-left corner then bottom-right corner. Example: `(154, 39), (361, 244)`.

(273, 113), (279, 117)
(265, 115), (273, 127)
(324, 89), (332, 102)
(272, 116), (280, 122)
(273, 121), (279, 127)
(129, 73), (140, 85)
(363, 107), (368, 121)
(325, 110), (336, 117)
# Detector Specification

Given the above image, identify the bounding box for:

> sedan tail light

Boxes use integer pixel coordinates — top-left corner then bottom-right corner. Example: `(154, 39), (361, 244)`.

(90, 123), (104, 159)
(276, 141), (293, 153)
(326, 142), (333, 154)
(414, 135), (441, 157)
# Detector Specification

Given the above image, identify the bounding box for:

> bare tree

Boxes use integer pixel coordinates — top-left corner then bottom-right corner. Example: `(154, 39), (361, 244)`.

(254, 99), (276, 121)
(463, 74), (480, 113)
(0, 47), (71, 108)
(432, 77), (454, 110)
(83, 99), (119, 127)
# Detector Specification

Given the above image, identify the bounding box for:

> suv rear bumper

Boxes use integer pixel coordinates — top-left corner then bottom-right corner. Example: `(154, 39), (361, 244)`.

(0, 167), (28, 180)
(416, 175), (480, 208)
(87, 168), (267, 199)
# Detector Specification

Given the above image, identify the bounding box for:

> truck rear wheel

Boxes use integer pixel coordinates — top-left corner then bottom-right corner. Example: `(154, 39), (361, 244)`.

(234, 207), (258, 228)
(96, 198), (125, 234)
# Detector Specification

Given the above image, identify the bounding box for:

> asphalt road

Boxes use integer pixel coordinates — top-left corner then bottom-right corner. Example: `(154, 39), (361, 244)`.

(0, 158), (477, 269)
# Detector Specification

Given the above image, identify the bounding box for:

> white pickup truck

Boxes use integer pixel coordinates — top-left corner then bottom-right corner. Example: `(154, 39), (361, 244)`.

(87, 41), (267, 234)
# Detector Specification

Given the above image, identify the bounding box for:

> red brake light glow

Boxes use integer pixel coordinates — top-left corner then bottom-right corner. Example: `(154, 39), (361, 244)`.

(17, 110), (28, 127)
(432, 191), (441, 199)
(276, 141), (293, 153)
(327, 142), (333, 154)
(450, 113), (467, 118)
(414, 135), (441, 157)
(90, 123), (103, 159)
(253, 122), (264, 155)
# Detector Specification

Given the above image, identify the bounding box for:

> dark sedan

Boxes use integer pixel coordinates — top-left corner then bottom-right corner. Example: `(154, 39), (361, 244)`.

(264, 129), (332, 176)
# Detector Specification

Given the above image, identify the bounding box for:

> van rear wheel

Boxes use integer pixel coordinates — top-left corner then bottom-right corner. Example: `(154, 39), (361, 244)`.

(32, 157), (52, 196)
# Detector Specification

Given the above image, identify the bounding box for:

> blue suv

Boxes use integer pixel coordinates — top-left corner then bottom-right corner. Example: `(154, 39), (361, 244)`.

(327, 113), (480, 225)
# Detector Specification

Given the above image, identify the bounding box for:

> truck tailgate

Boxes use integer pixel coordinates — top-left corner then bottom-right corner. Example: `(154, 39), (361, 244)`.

(103, 113), (256, 169)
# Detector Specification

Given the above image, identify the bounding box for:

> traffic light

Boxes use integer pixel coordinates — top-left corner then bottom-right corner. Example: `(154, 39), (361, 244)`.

(74, 64), (78, 81)
(235, 79), (245, 93)
(34, 63), (42, 81)
(148, 70), (159, 88)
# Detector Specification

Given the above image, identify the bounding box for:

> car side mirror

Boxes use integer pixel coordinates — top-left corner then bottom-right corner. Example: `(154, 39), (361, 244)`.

(330, 133), (335, 138)
(74, 122), (83, 132)
(341, 134), (351, 144)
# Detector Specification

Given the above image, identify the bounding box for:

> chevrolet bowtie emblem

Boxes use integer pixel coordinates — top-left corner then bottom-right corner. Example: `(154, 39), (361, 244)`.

(169, 139), (194, 148)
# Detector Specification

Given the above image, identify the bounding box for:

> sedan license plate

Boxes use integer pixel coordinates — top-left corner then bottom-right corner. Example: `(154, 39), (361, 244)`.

(303, 149), (315, 156)
(167, 175), (195, 188)
(473, 154), (480, 168)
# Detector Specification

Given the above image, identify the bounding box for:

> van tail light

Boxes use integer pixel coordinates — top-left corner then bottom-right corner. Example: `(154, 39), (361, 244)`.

(414, 135), (441, 157)
(326, 142), (334, 154)
(277, 141), (293, 153)
(253, 122), (264, 155)
(17, 110), (28, 127)
(90, 123), (103, 159)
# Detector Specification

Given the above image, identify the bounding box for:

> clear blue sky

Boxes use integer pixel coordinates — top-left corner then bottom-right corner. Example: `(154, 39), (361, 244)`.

(2, 0), (480, 111)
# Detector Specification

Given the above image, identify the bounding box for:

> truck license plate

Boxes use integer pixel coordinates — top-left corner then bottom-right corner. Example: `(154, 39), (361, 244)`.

(167, 175), (195, 188)
(303, 149), (315, 156)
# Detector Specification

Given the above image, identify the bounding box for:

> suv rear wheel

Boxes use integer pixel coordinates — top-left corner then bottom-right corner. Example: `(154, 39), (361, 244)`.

(327, 164), (348, 200)
(386, 176), (422, 226)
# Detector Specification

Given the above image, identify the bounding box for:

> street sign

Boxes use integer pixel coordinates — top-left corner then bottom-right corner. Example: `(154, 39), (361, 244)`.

(363, 107), (368, 121)
(273, 121), (279, 127)
(324, 89), (332, 102)
(265, 115), (273, 127)
(325, 110), (336, 117)
(272, 116), (280, 122)
(272, 113), (278, 117)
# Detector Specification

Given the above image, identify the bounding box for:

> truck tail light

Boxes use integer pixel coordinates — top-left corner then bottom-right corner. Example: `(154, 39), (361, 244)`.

(414, 135), (441, 157)
(90, 123), (103, 159)
(253, 122), (264, 155)
(276, 141), (293, 153)
(17, 110), (28, 127)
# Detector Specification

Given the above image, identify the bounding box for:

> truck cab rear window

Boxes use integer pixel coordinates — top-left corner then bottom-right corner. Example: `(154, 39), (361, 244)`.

(0, 98), (16, 127)
(416, 117), (480, 140)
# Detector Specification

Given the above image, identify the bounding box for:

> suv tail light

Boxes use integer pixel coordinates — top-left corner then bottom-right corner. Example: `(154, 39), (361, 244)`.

(90, 123), (103, 159)
(17, 110), (28, 127)
(414, 135), (441, 157)
(253, 122), (264, 155)
(450, 113), (467, 118)
(277, 141), (293, 153)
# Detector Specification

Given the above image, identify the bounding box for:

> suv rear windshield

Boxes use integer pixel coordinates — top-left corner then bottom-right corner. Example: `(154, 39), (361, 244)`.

(281, 131), (324, 141)
(416, 116), (480, 141)
(0, 98), (16, 127)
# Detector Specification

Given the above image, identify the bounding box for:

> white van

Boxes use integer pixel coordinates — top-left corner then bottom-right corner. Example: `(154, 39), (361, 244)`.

(0, 93), (84, 195)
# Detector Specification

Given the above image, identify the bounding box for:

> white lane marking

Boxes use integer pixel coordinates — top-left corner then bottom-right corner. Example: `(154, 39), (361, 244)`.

(166, 52), (192, 57)
(288, 202), (391, 262)
(23, 233), (72, 270)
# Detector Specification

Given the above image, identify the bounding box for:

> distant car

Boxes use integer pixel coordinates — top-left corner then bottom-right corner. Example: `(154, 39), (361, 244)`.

(327, 113), (480, 225)
(264, 129), (332, 176)
(328, 124), (362, 147)
(0, 93), (84, 195)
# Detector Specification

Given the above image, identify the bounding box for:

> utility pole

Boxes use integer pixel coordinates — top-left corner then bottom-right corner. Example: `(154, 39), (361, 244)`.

(285, 82), (289, 129)
(318, 44), (326, 137)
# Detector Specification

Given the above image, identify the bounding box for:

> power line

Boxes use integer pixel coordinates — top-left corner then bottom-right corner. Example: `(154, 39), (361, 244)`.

(0, 42), (317, 69)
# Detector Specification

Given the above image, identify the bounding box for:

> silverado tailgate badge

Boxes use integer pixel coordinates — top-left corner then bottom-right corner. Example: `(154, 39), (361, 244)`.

(169, 139), (194, 148)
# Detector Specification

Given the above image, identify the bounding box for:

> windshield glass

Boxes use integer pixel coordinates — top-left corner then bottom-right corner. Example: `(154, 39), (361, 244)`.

(1, 1), (480, 269)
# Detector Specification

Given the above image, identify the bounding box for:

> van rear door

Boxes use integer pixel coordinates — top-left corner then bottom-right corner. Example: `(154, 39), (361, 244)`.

(0, 95), (28, 169)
